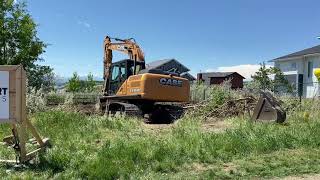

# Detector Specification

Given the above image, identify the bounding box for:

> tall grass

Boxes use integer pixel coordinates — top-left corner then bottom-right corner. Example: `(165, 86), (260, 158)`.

(83, 115), (320, 178)
(5, 108), (316, 178)
(1, 98), (320, 178)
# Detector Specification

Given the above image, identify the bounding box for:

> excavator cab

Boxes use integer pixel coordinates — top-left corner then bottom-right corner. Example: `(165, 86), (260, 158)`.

(108, 59), (145, 95)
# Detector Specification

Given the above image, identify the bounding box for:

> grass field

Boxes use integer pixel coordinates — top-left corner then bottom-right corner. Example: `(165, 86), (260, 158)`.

(0, 103), (319, 179)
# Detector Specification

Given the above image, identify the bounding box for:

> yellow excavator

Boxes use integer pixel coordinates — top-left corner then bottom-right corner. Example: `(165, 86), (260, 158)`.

(99, 36), (190, 123)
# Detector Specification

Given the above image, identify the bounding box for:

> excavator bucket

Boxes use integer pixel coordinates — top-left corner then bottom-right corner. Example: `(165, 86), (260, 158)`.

(252, 91), (286, 123)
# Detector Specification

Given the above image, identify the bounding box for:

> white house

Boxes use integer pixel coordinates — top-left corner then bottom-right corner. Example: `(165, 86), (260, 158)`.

(270, 45), (320, 98)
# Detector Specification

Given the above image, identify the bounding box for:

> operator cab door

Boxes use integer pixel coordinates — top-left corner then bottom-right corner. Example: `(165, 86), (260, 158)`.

(108, 60), (146, 95)
(127, 60), (146, 76)
(109, 62), (127, 95)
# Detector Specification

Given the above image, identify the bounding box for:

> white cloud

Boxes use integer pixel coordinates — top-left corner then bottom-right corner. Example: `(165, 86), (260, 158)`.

(77, 20), (91, 28)
(206, 64), (272, 81)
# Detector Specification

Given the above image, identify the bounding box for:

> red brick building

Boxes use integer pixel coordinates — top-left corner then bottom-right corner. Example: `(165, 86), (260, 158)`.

(197, 72), (245, 89)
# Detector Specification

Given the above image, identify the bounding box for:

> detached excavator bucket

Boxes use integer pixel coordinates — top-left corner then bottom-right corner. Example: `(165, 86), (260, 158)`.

(252, 91), (286, 123)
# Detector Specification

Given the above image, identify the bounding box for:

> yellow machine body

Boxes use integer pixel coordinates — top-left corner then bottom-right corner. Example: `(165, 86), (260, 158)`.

(116, 73), (190, 102)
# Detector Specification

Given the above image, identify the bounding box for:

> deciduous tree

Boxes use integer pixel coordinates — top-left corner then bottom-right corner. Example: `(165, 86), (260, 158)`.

(0, 0), (54, 91)
(66, 72), (81, 92)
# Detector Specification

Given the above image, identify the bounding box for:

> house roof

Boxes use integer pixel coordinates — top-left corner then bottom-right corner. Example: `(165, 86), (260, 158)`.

(180, 72), (196, 81)
(199, 72), (245, 79)
(271, 45), (320, 62)
(146, 59), (190, 72)
(147, 59), (171, 68)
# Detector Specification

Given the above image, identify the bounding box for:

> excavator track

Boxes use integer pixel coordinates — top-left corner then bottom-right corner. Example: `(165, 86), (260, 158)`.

(105, 101), (142, 117)
(101, 99), (185, 123)
(145, 103), (184, 124)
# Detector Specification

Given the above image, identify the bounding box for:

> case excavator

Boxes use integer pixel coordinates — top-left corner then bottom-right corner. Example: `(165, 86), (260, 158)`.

(99, 36), (190, 123)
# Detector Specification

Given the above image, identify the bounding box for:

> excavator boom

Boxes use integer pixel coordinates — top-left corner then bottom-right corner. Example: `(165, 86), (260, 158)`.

(103, 36), (145, 95)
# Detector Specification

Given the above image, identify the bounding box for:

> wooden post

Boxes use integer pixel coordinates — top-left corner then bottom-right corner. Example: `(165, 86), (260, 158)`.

(0, 65), (50, 164)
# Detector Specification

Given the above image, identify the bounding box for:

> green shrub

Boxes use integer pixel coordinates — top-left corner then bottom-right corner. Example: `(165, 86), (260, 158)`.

(26, 88), (46, 114)
(190, 81), (235, 103)
(66, 72), (97, 93)
(45, 93), (66, 105)
(190, 83), (210, 102)
(72, 93), (98, 105)
(188, 82), (241, 118)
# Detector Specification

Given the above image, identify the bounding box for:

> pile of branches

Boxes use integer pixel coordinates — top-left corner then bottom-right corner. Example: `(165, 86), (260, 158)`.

(184, 94), (257, 119)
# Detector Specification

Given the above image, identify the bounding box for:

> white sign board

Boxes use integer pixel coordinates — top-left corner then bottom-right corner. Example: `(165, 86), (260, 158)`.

(0, 71), (9, 120)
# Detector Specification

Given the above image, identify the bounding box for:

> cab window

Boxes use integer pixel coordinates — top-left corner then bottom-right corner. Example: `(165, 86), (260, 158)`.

(129, 64), (143, 75)
(111, 65), (120, 81)
(135, 65), (142, 74)
(120, 65), (126, 80)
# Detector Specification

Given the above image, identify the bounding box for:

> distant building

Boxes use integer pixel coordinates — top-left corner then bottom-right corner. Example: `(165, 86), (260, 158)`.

(146, 59), (195, 82)
(270, 45), (320, 98)
(197, 72), (245, 89)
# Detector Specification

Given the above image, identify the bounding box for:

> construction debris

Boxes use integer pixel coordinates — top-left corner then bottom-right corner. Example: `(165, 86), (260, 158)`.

(185, 94), (257, 119)
(185, 91), (286, 123)
(252, 91), (286, 123)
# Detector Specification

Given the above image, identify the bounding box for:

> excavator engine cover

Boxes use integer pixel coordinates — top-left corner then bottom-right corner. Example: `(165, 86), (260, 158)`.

(252, 91), (286, 123)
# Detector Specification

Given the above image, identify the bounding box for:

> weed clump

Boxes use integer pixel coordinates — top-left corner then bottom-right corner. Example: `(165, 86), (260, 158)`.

(26, 88), (47, 114)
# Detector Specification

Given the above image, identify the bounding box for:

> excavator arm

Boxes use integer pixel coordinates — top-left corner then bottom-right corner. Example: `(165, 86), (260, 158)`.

(103, 36), (145, 95)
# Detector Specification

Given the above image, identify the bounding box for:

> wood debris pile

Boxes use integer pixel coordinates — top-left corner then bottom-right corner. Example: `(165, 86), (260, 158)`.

(184, 94), (257, 119)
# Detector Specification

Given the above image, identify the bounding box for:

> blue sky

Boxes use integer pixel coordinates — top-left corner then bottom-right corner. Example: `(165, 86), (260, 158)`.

(27, 0), (320, 78)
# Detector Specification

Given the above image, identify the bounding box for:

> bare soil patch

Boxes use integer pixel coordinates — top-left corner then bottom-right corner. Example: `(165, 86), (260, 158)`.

(201, 117), (233, 133)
